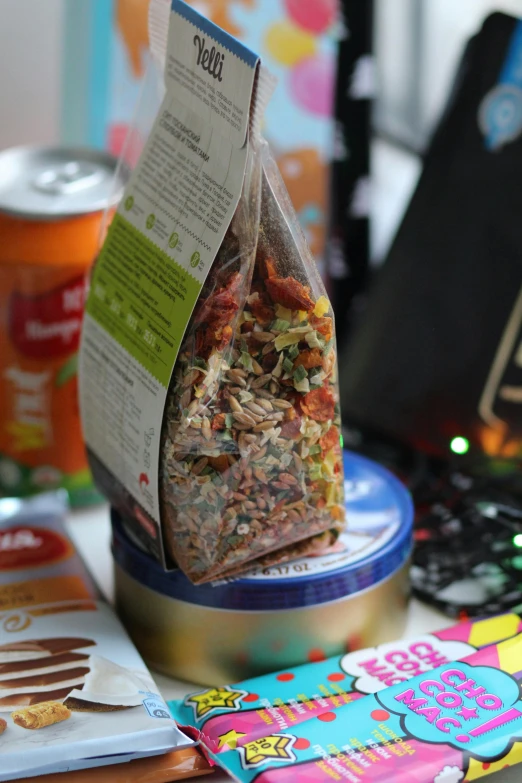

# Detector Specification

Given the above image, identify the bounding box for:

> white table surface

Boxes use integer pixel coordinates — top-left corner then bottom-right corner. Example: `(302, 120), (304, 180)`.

(66, 503), (520, 782)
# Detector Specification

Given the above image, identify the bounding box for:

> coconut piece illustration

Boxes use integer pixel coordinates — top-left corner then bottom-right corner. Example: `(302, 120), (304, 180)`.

(64, 656), (150, 712)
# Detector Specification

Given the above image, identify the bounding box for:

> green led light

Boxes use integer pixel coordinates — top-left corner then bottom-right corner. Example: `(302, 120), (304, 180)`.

(514, 534), (522, 548)
(339, 434), (344, 449)
(450, 436), (470, 455)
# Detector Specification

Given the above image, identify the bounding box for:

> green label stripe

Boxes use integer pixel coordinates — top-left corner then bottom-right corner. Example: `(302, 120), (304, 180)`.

(86, 214), (201, 387)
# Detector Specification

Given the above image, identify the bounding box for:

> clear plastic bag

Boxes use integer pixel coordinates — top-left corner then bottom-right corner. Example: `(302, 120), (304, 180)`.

(84, 0), (345, 584)
(160, 142), (345, 583)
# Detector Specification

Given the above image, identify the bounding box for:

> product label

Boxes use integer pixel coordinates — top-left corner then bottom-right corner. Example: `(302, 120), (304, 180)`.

(0, 526), (73, 571)
(142, 692), (172, 720)
(8, 275), (85, 360)
(0, 500), (187, 780)
(479, 19), (522, 151)
(164, 2), (258, 146)
(187, 686), (249, 720)
(0, 263), (93, 500)
(206, 638), (522, 783)
(339, 636), (474, 693)
(0, 575), (93, 615)
(80, 0), (259, 534)
(378, 661), (522, 759)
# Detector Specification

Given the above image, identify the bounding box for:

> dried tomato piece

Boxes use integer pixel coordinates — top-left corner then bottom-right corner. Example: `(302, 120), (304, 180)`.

(264, 257), (277, 279)
(310, 315), (333, 342)
(248, 292), (274, 326)
(265, 276), (315, 311)
(209, 298), (239, 328)
(294, 348), (323, 370)
(319, 425), (340, 452)
(214, 325), (234, 350)
(262, 352), (279, 372)
(280, 415), (302, 439)
(301, 387), (335, 422)
(201, 324), (233, 352)
(196, 272), (243, 328)
(211, 413), (227, 431)
(256, 254), (277, 279)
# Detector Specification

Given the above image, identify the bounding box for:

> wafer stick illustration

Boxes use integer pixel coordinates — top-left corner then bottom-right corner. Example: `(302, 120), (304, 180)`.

(12, 700), (71, 729)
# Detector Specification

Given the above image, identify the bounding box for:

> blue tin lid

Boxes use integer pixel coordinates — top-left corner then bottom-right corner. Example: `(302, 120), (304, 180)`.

(111, 451), (413, 611)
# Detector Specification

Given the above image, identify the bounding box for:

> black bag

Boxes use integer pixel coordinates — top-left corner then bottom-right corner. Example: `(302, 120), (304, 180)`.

(341, 12), (522, 458)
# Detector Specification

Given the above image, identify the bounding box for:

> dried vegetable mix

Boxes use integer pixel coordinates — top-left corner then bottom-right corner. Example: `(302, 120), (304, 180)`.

(160, 147), (345, 583)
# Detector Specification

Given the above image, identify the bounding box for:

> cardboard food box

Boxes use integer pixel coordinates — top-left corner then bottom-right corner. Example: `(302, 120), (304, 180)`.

(0, 494), (191, 781)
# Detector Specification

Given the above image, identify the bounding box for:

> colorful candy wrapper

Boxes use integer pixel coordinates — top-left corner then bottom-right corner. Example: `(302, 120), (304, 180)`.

(169, 613), (522, 754)
(207, 634), (522, 782)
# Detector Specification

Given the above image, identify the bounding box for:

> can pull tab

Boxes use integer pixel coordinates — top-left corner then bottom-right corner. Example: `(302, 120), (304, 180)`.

(33, 161), (104, 196)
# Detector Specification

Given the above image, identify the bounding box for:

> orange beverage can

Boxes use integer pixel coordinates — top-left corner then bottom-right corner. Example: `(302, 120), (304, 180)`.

(0, 147), (125, 505)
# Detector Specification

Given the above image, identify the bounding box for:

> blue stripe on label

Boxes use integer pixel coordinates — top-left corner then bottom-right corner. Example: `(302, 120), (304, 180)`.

(499, 18), (522, 85)
(171, 0), (259, 68)
(480, 19), (522, 151)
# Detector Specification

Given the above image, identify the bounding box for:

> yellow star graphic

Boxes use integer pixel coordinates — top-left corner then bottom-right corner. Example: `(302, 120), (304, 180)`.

(186, 686), (247, 719)
(241, 735), (296, 767)
(218, 729), (247, 749)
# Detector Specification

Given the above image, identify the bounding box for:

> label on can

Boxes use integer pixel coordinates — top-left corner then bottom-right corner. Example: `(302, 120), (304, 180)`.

(0, 267), (95, 502)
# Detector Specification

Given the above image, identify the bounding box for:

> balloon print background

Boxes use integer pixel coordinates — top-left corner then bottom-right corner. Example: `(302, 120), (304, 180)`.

(110, 0), (340, 267)
(201, 0), (340, 267)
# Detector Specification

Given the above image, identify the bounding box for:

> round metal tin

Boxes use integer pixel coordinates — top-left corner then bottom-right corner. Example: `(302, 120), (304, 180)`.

(0, 146), (125, 219)
(112, 451), (413, 684)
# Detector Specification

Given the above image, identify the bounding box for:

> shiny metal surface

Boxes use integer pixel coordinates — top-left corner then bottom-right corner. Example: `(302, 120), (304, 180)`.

(0, 146), (125, 219)
(114, 562), (410, 685)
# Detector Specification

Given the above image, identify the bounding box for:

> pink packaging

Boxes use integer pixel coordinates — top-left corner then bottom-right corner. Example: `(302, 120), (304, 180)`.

(206, 634), (522, 782)
(170, 613), (522, 755)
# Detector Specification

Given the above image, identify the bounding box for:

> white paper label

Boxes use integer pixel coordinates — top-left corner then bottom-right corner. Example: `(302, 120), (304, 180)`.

(165, 3), (258, 147)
